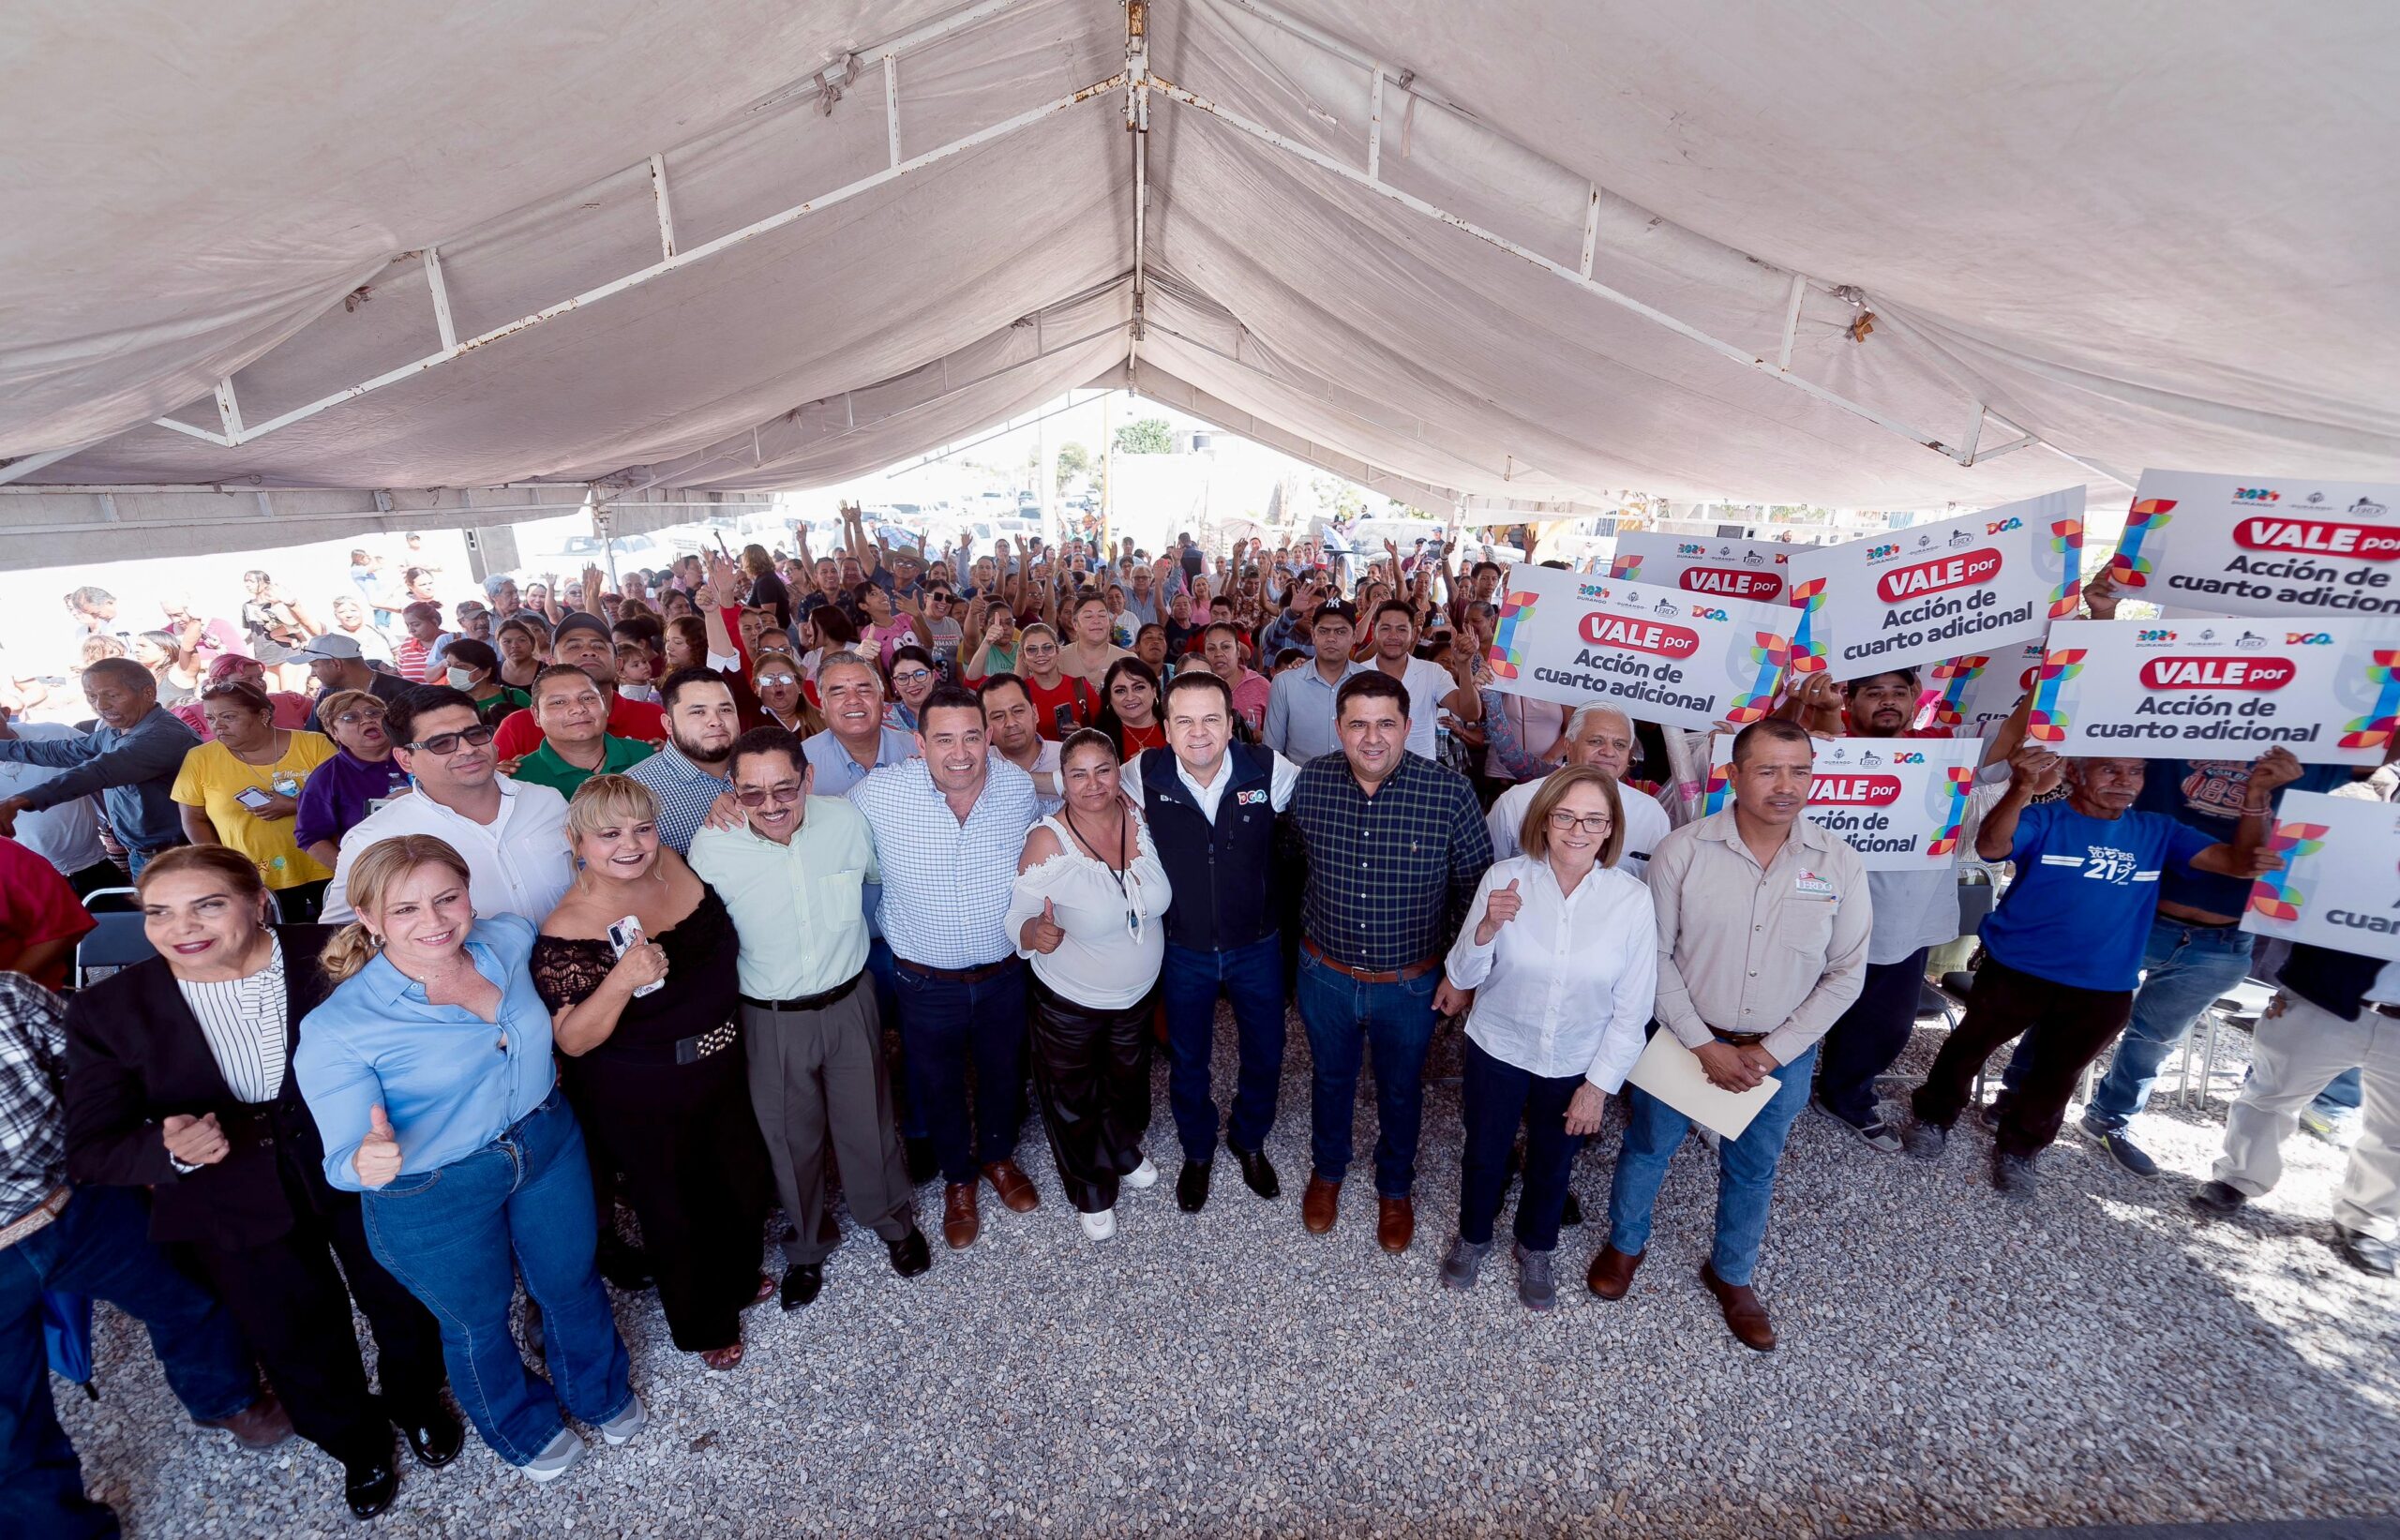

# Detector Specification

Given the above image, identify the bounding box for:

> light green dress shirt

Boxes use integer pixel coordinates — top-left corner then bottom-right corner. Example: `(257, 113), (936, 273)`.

(688, 794), (878, 1000)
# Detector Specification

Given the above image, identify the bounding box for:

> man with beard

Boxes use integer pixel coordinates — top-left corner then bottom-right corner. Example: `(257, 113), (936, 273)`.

(625, 668), (742, 852)
(490, 612), (667, 759)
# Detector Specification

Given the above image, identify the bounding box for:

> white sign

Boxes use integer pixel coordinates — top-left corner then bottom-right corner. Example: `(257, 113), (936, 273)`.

(1701, 736), (1985, 870)
(2242, 789), (2400, 962)
(2025, 616), (2400, 766)
(1608, 531), (1794, 606)
(2108, 469), (2400, 620)
(1917, 639), (2046, 736)
(1786, 488), (2085, 680)
(1487, 563), (1795, 732)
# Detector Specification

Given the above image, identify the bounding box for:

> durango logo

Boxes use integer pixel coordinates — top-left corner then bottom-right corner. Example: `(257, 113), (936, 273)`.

(2234, 516), (2400, 561)
(1810, 774), (1901, 807)
(2286, 632), (2333, 645)
(1986, 516), (2022, 534)
(1892, 752), (1927, 764)
(1577, 613), (1700, 659)
(1679, 567), (1784, 602)
(2138, 656), (2298, 691)
(1874, 548), (2003, 603)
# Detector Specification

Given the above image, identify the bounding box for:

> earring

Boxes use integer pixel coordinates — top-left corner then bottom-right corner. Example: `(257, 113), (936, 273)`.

(368, 934), (384, 947)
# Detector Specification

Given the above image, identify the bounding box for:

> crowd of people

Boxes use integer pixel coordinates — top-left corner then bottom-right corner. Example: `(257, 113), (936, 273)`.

(1, 510), (2393, 1536)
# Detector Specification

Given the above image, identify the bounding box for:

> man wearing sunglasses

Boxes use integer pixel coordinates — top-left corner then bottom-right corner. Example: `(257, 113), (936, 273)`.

(319, 685), (574, 925)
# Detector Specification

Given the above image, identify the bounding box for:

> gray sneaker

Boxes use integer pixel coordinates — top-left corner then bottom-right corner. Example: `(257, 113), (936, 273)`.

(521, 1428), (588, 1483)
(1438, 1235), (1492, 1292)
(1992, 1151), (2038, 1204)
(1514, 1244), (1556, 1312)
(1900, 1118), (1949, 1160)
(2336, 1225), (2397, 1277)
(597, 1394), (648, 1447)
(1811, 1096), (1903, 1153)
(2085, 1122), (2159, 1178)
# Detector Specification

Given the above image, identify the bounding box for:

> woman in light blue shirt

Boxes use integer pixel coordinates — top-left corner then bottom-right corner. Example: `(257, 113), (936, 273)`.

(294, 833), (642, 1482)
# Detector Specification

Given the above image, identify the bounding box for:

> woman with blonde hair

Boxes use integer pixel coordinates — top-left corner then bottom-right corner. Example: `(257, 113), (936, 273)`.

(1432, 765), (1657, 1311)
(532, 776), (774, 1370)
(293, 834), (642, 1482)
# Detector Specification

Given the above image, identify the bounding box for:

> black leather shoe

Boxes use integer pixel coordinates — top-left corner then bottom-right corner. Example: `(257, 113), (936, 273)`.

(595, 1234), (654, 1293)
(886, 1226), (931, 1278)
(1178, 1159), (1212, 1213)
(391, 1399), (463, 1468)
(1233, 1145), (1281, 1201)
(780, 1263), (823, 1311)
(344, 1456), (398, 1519)
(904, 1136), (939, 1185)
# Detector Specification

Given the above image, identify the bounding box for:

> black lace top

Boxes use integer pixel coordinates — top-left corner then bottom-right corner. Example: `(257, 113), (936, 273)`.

(530, 885), (741, 1060)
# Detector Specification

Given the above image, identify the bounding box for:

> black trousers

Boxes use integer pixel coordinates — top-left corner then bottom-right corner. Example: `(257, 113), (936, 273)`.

(186, 1157), (444, 1469)
(1814, 948), (1930, 1127)
(1028, 977), (1156, 1214)
(1911, 954), (2134, 1159)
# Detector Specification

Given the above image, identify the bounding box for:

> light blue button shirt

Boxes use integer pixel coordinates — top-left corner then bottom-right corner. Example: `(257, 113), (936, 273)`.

(850, 756), (1037, 968)
(293, 914), (560, 1193)
(1263, 659), (1361, 765)
(802, 725), (916, 799)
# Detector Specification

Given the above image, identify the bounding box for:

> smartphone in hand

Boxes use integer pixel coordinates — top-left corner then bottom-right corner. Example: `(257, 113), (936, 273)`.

(607, 915), (666, 997)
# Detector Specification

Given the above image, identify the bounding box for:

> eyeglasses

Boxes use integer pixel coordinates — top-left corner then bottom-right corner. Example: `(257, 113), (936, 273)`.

(333, 708), (386, 726)
(734, 784), (804, 807)
(1546, 810), (1614, 834)
(891, 668), (933, 685)
(407, 725), (496, 755)
(756, 672), (798, 687)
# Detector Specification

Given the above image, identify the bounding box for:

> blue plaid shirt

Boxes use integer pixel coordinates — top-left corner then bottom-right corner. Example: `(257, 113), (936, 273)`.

(1289, 751), (1491, 970)
(624, 742), (731, 853)
(850, 756), (1038, 968)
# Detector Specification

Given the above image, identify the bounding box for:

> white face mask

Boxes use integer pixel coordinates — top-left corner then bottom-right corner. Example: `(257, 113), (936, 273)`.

(444, 666), (475, 690)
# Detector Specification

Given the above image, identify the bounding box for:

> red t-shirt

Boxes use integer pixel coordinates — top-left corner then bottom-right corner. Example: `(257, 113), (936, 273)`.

(1025, 674), (1096, 740)
(492, 693), (668, 760)
(0, 836), (96, 990)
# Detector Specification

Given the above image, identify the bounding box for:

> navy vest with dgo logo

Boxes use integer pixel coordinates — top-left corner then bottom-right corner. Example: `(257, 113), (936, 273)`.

(1141, 742), (1279, 952)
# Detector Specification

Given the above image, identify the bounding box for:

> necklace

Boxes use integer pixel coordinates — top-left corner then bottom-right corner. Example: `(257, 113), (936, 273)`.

(1060, 805), (1142, 939)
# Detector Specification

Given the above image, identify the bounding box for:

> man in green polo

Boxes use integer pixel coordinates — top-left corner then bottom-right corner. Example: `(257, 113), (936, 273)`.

(508, 664), (653, 796)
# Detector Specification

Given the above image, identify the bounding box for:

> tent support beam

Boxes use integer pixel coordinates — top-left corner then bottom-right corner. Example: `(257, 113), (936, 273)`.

(648, 156), (678, 259)
(1127, 2), (1151, 361)
(423, 247), (460, 350)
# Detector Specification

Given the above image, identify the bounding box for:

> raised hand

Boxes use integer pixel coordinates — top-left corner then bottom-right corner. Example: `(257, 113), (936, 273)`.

(161, 1112), (230, 1167)
(2007, 744), (2064, 795)
(2081, 569), (2122, 620)
(1022, 897), (1066, 954)
(1475, 877), (1522, 945)
(353, 1104), (402, 1188)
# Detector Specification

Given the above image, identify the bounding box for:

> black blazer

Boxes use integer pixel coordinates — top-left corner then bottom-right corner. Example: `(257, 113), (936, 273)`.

(64, 924), (347, 1248)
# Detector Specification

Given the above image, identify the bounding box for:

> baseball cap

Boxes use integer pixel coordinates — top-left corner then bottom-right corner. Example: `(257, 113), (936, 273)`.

(204, 653), (261, 683)
(288, 634), (365, 664)
(1313, 601), (1359, 629)
(553, 611), (611, 646)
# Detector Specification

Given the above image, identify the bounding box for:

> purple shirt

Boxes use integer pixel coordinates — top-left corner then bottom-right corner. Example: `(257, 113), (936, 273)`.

(293, 749), (411, 852)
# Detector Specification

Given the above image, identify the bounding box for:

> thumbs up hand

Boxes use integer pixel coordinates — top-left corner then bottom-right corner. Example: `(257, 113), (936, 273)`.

(1022, 897), (1067, 955)
(353, 1104), (402, 1189)
(1475, 877), (1523, 946)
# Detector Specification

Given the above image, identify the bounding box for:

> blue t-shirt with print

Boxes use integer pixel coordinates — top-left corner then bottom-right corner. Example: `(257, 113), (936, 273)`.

(1979, 800), (2216, 992)
(2133, 757), (2351, 918)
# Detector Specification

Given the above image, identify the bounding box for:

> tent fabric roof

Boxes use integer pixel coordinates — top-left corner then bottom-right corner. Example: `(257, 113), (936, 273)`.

(4, 0), (2394, 564)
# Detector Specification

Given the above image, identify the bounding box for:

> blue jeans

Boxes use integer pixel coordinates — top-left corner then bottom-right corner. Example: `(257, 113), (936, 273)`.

(1296, 952), (1441, 1198)
(360, 1087), (632, 1467)
(864, 938), (919, 1140)
(2002, 916), (2252, 1132)
(1607, 1043), (1817, 1287)
(2, 1186), (259, 1540)
(892, 956), (1028, 1186)
(1458, 1039), (1584, 1252)
(1161, 934), (1286, 1164)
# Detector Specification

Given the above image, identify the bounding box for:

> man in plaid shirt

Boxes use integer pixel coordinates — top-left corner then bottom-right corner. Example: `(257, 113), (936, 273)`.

(1288, 671), (1491, 1254)
(0, 972), (292, 1537)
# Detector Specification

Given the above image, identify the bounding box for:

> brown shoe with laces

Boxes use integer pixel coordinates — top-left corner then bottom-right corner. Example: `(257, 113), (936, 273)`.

(941, 1182), (980, 1248)
(982, 1159), (1040, 1214)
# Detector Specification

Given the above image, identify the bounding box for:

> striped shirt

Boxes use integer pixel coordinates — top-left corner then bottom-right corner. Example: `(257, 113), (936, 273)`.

(1289, 751), (1492, 971)
(625, 742), (733, 853)
(174, 936), (288, 1103)
(850, 756), (1038, 968)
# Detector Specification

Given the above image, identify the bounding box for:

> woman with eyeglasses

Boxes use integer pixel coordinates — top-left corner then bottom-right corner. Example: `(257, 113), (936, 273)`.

(296, 690), (412, 870)
(751, 650), (828, 738)
(882, 645), (938, 731)
(172, 680), (340, 920)
(1002, 729), (1173, 1241)
(1431, 765), (1657, 1310)
(1092, 657), (1165, 758)
(532, 777), (774, 1370)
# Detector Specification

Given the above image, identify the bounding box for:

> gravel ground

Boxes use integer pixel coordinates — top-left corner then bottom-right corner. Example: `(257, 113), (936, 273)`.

(56, 1008), (2400, 1537)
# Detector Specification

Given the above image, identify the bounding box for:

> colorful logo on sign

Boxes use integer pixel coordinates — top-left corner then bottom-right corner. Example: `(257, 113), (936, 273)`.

(2235, 487), (2282, 501)
(2246, 820), (2331, 922)
(1786, 577), (1830, 676)
(1874, 548), (2003, 603)
(2048, 516), (2085, 619)
(2336, 649), (2400, 753)
(1608, 554), (1643, 580)
(1924, 653), (1993, 728)
(2026, 647), (2088, 743)
(2108, 498), (2176, 588)
(1487, 590), (1541, 680)
(1926, 766), (1978, 859)
(1988, 516), (2023, 534)
(1727, 632), (1791, 725)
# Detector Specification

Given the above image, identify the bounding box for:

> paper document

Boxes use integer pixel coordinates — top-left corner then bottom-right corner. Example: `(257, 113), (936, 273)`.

(1626, 1031), (1781, 1141)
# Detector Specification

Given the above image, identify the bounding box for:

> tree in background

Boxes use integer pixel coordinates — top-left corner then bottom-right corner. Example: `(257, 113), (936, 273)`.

(1113, 417), (1172, 456)
(1055, 441), (1091, 492)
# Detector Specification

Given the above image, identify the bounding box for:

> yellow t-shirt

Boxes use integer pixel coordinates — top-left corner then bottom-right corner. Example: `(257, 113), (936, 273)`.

(170, 732), (340, 889)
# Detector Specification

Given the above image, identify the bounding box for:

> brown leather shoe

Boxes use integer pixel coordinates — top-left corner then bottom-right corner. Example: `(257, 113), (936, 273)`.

(1585, 1244), (1643, 1300)
(1700, 1261), (1778, 1352)
(202, 1391), (294, 1450)
(941, 1182), (981, 1249)
(1301, 1175), (1341, 1233)
(982, 1159), (1039, 1213)
(1375, 1196), (1415, 1254)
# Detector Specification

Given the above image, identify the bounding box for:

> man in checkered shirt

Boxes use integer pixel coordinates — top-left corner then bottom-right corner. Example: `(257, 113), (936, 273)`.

(1287, 670), (1491, 1256)
(0, 973), (292, 1534)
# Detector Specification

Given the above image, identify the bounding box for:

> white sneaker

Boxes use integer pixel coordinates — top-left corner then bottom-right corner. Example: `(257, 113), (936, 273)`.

(596, 1394), (648, 1447)
(521, 1428), (588, 1482)
(1122, 1155), (1159, 1190)
(1079, 1206), (1117, 1241)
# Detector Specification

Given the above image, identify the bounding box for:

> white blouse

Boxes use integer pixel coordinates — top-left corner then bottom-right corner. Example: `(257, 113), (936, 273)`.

(1442, 853), (1658, 1091)
(1004, 813), (1174, 1009)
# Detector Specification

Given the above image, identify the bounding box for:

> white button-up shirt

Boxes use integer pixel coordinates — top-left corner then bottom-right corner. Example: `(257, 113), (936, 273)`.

(321, 775), (573, 924)
(1443, 853), (1658, 1091)
(1487, 776), (1672, 878)
(850, 756), (1038, 968)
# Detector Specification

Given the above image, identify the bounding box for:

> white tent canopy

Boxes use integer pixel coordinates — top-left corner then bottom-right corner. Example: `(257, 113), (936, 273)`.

(4, 0), (2394, 567)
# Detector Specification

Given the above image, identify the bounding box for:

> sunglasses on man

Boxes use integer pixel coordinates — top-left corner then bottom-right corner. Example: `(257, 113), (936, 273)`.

(406, 724), (496, 755)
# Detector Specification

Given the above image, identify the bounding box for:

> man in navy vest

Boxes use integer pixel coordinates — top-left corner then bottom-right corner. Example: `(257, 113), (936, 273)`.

(1140, 670), (1301, 1211)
